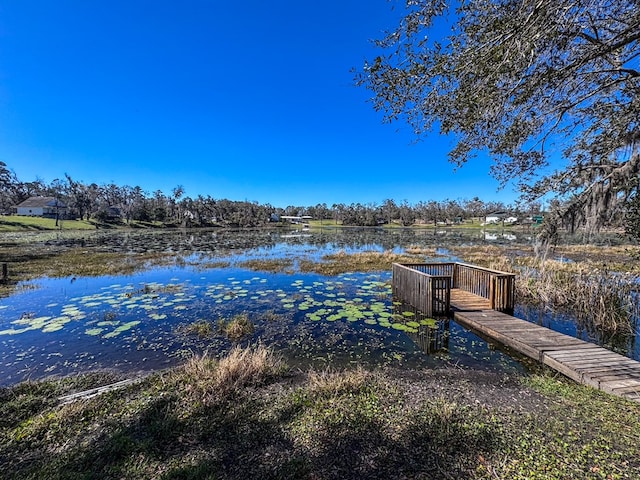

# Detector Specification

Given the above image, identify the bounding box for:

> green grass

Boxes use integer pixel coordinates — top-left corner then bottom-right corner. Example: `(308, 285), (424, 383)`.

(0, 349), (638, 479)
(0, 216), (173, 231)
(0, 215), (98, 231)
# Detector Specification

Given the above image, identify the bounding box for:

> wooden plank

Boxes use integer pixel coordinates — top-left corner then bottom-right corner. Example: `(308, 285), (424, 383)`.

(599, 379), (640, 393)
(572, 362), (640, 375)
(544, 349), (615, 361)
(588, 373), (640, 384)
(550, 358), (627, 371)
(539, 343), (608, 353)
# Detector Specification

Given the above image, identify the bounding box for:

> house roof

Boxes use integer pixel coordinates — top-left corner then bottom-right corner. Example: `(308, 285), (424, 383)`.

(16, 196), (67, 208)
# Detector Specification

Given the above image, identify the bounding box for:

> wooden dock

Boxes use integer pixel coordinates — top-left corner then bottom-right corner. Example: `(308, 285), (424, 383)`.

(393, 263), (640, 403)
(450, 288), (640, 403)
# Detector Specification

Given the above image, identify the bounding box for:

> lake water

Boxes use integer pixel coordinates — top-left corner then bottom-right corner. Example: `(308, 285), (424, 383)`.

(0, 228), (635, 385)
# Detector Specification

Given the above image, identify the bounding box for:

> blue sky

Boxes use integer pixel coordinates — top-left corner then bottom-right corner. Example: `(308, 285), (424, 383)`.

(0, 0), (520, 207)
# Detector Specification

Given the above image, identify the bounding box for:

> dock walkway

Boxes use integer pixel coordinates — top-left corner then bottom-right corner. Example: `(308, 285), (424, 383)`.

(450, 289), (640, 403)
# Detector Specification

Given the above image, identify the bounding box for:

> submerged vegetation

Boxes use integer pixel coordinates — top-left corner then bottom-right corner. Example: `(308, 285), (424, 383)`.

(237, 258), (294, 273)
(0, 346), (638, 479)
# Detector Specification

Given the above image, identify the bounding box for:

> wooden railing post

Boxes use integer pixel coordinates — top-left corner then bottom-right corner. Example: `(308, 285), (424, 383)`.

(489, 276), (496, 310)
(452, 263), (458, 289)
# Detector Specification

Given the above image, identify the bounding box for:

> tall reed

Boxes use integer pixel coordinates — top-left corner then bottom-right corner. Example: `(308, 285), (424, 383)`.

(517, 260), (640, 338)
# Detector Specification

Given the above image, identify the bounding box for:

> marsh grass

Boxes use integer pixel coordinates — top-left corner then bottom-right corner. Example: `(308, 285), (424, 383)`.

(178, 319), (216, 338)
(0, 246), (176, 296)
(299, 250), (423, 275)
(218, 312), (255, 341)
(237, 258), (294, 273)
(518, 261), (640, 337)
(404, 245), (437, 255)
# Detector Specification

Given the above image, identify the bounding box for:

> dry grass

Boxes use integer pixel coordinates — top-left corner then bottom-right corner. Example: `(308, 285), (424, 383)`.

(237, 258), (294, 273)
(306, 366), (373, 397)
(404, 245), (437, 255)
(449, 245), (532, 272)
(518, 261), (640, 336)
(183, 345), (285, 396)
(214, 345), (285, 393)
(299, 250), (423, 275)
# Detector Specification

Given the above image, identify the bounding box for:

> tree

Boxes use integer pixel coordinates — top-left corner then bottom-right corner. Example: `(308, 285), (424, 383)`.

(357, 0), (640, 235)
(625, 193), (640, 241)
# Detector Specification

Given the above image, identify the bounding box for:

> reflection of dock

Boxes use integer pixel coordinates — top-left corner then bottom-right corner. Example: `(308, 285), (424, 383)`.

(408, 321), (449, 354)
(394, 263), (640, 403)
(395, 303), (449, 354)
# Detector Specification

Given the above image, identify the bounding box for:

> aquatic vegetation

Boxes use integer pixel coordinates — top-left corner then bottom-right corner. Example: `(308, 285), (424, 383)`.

(518, 261), (640, 338)
(5, 228), (632, 386)
(218, 313), (255, 341)
(178, 320), (215, 338)
(237, 258), (294, 273)
(298, 250), (426, 275)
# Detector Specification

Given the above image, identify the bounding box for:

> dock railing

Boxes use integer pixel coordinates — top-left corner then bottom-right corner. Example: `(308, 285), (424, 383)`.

(392, 262), (516, 315)
(391, 263), (451, 316)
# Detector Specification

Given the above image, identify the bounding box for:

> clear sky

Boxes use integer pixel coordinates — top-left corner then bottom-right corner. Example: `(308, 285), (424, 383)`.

(0, 0), (520, 208)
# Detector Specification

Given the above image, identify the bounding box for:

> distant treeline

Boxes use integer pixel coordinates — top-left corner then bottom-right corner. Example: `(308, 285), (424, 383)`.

(1, 161), (546, 227)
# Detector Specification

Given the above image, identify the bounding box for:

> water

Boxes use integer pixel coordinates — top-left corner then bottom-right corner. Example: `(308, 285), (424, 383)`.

(0, 227), (624, 386)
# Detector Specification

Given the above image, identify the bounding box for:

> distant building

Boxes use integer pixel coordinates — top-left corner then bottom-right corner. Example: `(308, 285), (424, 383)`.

(280, 215), (313, 225)
(484, 212), (518, 225)
(15, 197), (67, 218)
(485, 212), (507, 224)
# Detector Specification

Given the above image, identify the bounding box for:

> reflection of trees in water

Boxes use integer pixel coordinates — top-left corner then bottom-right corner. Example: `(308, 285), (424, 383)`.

(38, 228), (626, 261)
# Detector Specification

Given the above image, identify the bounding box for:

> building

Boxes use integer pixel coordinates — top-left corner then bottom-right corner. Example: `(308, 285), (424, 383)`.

(484, 212), (518, 225)
(15, 197), (67, 218)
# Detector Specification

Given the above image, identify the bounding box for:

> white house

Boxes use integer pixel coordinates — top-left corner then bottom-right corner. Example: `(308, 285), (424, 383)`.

(15, 197), (67, 218)
(484, 212), (518, 225)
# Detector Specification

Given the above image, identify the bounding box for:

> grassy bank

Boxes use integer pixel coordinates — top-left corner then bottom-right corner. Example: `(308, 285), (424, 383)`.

(0, 215), (98, 231)
(0, 215), (172, 232)
(1, 345), (638, 479)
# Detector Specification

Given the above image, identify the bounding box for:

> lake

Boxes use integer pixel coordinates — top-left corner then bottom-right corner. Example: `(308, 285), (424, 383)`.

(0, 227), (636, 385)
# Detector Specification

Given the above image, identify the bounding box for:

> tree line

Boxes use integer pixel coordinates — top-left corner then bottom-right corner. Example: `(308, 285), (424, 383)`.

(0, 160), (568, 229)
(2, 161), (636, 232)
